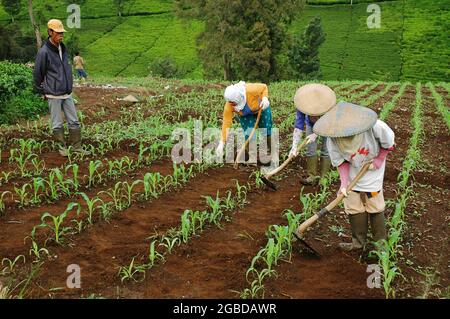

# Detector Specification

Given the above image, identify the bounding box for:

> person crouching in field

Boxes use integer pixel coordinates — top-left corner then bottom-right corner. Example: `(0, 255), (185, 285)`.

(216, 81), (273, 166)
(289, 84), (337, 185)
(313, 102), (395, 251)
(33, 19), (89, 157)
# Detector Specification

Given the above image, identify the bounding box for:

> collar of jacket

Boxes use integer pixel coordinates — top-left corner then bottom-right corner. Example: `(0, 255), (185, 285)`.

(45, 38), (67, 54)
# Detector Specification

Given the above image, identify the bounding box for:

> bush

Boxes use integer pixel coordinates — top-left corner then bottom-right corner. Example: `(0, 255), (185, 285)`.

(0, 61), (47, 125)
(149, 57), (183, 78)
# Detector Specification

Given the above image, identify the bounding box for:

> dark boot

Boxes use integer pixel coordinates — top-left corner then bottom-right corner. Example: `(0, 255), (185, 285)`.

(339, 213), (368, 251)
(68, 128), (90, 156)
(301, 155), (319, 185)
(370, 212), (387, 242)
(319, 156), (331, 179)
(53, 128), (68, 157)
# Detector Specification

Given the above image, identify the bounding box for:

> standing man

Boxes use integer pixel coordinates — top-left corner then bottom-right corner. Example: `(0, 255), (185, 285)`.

(289, 84), (336, 185)
(216, 81), (273, 165)
(313, 102), (395, 251)
(33, 19), (89, 157)
(73, 52), (88, 83)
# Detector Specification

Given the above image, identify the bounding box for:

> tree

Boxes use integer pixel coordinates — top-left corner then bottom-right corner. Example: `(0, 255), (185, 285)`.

(1, 0), (20, 22)
(114, 0), (135, 17)
(175, 0), (304, 82)
(288, 16), (326, 80)
(27, 0), (42, 50)
(1, 0), (22, 22)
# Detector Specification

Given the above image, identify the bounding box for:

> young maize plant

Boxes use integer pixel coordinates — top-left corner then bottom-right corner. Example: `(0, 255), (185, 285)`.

(31, 178), (45, 205)
(203, 192), (224, 227)
(1, 170), (15, 184)
(147, 240), (165, 268)
(235, 180), (248, 207)
(29, 238), (49, 262)
(118, 257), (146, 283)
(137, 143), (150, 167)
(88, 160), (103, 187)
(1, 255), (26, 275)
(31, 157), (45, 176)
(14, 183), (31, 207)
(181, 210), (193, 243)
(0, 191), (12, 215)
(66, 164), (80, 192)
(10, 149), (36, 178)
(79, 193), (104, 225)
(142, 172), (162, 200)
(123, 180), (142, 208)
(160, 236), (181, 254)
(51, 168), (73, 197)
(100, 182), (128, 212)
(37, 202), (80, 245)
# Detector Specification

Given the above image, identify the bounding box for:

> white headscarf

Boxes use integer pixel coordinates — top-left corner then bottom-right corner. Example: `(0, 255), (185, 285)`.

(224, 81), (246, 112)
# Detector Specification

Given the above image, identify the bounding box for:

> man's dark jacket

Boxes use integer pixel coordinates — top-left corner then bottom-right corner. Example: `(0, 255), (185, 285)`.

(33, 40), (73, 96)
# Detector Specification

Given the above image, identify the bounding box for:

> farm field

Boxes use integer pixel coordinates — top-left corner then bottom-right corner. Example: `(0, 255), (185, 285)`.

(0, 79), (448, 299)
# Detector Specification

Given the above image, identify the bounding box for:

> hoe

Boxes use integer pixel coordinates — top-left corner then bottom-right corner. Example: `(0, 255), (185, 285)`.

(293, 161), (372, 257)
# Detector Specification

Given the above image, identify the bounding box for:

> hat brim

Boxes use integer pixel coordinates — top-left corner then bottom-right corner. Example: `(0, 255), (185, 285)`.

(313, 102), (378, 137)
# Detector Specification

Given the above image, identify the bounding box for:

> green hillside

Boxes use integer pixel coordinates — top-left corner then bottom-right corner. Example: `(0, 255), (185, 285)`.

(1, 0), (448, 82)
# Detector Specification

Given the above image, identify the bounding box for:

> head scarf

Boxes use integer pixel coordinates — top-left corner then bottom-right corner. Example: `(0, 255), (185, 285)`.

(336, 133), (364, 155)
(224, 81), (246, 112)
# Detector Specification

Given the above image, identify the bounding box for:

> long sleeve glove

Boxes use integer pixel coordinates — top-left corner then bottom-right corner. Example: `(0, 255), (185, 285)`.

(259, 96), (270, 111)
(289, 128), (303, 157)
(338, 161), (350, 197)
(370, 148), (391, 170)
(305, 133), (318, 144)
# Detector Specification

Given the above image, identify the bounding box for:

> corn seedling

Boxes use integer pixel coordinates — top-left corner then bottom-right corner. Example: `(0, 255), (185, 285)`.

(235, 181), (247, 207)
(160, 236), (180, 254)
(0, 191), (11, 214)
(203, 192), (224, 227)
(1, 255), (26, 275)
(147, 240), (165, 267)
(118, 257), (146, 283)
(79, 193), (104, 225)
(143, 172), (161, 200)
(88, 160), (103, 187)
(180, 210), (193, 243)
(123, 180), (142, 208)
(14, 184), (31, 207)
(37, 202), (80, 245)
(30, 177), (45, 205)
(66, 164), (80, 192)
(29, 239), (49, 261)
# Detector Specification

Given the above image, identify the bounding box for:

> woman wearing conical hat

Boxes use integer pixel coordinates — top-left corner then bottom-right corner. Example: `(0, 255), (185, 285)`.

(313, 102), (395, 251)
(289, 84), (337, 185)
(216, 81), (273, 165)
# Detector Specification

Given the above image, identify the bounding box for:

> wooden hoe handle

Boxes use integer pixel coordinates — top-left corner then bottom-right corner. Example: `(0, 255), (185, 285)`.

(296, 161), (373, 236)
(234, 108), (263, 169)
(264, 138), (310, 179)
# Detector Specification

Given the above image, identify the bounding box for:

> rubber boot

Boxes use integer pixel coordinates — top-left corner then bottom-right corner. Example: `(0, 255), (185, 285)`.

(258, 136), (272, 167)
(370, 212), (387, 243)
(53, 128), (68, 157)
(339, 213), (368, 251)
(301, 155), (319, 185)
(319, 156), (331, 179)
(68, 128), (91, 156)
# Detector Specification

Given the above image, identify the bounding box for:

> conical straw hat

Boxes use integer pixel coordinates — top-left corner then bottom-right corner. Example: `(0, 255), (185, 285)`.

(294, 83), (336, 116)
(313, 101), (378, 137)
